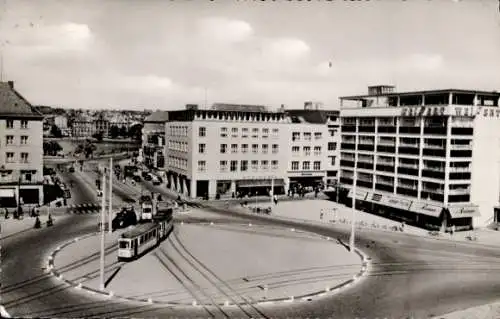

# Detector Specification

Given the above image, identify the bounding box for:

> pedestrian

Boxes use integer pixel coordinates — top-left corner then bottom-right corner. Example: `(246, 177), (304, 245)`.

(273, 194), (278, 205)
(320, 211), (324, 220)
(451, 224), (455, 236)
(5, 207), (9, 219)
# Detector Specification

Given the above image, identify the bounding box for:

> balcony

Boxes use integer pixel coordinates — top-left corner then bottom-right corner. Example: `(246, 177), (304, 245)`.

(423, 166), (445, 172)
(423, 144), (445, 149)
(359, 126), (375, 133)
(397, 167), (419, 176)
(450, 150), (472, 158)
(376, 164), (395, 173)
(377, 126), (397, 133)
(451, 127), (473, 135)
(340, 160), (355, 168)
(358, 144), (374, 151)
(423, 127), (447, 135)
(448, 187), (470, 195)
(356, 180), (373, 188)
(378, 140), (396, 146)
(422, 170), (445, 179)
(377, 145), (396, 153)
(340, 177), (353, 185)
(398, 183), (418, 190)
(399, 142), (419, 148)
(450, 144), (472, 150)
(357, 162), (374, 170)
(375, 183), (394, 193)
(422, 187), (444, 194)
(449, 172), (471, 180)
(449, 166), (470, 173)
(399, 147), (420, 155)
(341, 143), (356, 150)
(397, 187), (418, 197)
(422, 149), (445, 157)
(399, 126), (420, 134)
(398, 163), (418, 169)
(341, 126), (357, 132)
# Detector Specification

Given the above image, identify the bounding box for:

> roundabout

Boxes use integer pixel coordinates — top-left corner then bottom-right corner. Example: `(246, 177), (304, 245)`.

(47, 222), (369, 309)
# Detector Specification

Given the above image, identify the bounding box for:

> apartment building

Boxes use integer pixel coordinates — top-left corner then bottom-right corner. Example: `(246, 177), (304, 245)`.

(338, 85), (500, 230)
(141, 111), (168, 173)
(325, 110), (340, 186)
(0, 81), (44, 207)
(285, 106), (330, 192)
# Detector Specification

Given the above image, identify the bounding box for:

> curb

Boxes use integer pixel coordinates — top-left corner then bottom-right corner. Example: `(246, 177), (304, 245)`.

(0, 305), (11, 318)
(47, 222), (369, 308)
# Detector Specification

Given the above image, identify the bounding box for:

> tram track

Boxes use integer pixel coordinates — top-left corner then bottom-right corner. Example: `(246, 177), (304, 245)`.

(169, 229), (271, 319)
(154, 246), (230, 318)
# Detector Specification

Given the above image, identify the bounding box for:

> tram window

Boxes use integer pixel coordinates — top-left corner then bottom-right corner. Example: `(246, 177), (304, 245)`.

(119, 241), (129, 249)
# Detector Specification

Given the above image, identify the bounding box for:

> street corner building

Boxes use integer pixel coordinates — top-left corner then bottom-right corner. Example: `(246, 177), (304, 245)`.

(337, 85), (500, 230)
(144, 102), (340, 200)
(0, 81), (44, 208)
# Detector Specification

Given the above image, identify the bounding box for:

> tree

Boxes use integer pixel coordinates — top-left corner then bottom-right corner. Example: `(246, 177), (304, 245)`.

(119, 126), (128, 138)
(92, 131), (104, 142)
(128, 123), (143, 141)
(50, 125), (62, 138)
(109, 125), (119, 139)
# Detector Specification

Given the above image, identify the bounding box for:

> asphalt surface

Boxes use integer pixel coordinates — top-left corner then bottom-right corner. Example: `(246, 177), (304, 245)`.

(3, 171), (500, 318)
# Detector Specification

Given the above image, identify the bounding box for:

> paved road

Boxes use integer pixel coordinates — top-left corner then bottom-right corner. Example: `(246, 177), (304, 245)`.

(3, 176), (500, 318)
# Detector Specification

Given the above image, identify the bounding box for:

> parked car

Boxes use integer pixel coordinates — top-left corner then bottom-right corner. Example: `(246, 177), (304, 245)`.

(144, 174), (152, 182)
(133, 175), (141, 182)
(152, 175), (162, 185)
(69, 166), (75, 173)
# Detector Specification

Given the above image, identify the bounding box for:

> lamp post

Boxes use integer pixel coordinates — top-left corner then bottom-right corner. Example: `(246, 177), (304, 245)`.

(99, 167), (106, 291)
(108, 157), (113, 234)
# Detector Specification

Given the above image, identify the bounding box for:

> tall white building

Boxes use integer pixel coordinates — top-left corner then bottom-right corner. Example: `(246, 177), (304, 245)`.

(338, 85), (500, 230)
(0, 81), (44, 207)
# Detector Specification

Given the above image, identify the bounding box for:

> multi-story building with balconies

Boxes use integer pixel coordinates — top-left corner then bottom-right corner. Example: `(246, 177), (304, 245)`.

(0, 81), (44, 207)
(165, 104), (289, 199)
(338, 85), (500, 230)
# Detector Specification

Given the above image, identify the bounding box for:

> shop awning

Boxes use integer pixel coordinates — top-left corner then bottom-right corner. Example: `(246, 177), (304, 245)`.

(409, 202), (444, 218)
(346, 189), (368, 200)
(364, 191), (413, 211)
(236, 179), (285, 188)
(448, 205), (480, 218)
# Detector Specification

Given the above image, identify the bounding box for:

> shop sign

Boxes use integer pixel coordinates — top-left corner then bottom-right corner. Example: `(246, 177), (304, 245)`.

(381, 196), (412, 211)
(401, 106), (445, 117)
(448, 205), (480, 218)
(348, 189), (368, 200)
(453, 106), (475, 117)
(410, 202), (443, 217)
(301, 172), (313, 176)
(481, 107), (500, 118)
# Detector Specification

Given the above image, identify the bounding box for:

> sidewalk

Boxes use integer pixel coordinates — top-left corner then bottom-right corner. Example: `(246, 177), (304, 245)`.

(0, 214), (68, 239)
(433, 302), (500, 319)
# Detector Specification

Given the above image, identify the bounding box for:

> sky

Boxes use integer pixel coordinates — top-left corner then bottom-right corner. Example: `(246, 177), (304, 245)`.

(1, 0), (499, 111)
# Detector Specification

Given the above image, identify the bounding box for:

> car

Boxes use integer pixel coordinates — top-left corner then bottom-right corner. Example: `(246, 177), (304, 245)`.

(152, 175), (161, 185)
(139, 195), (152, 204)
(141, 171), (149, 178)
(112, 207), (137, 230)
(133, 175), (141, 182)
(69, 166), (75, 173)
(144, 174), (152, 181)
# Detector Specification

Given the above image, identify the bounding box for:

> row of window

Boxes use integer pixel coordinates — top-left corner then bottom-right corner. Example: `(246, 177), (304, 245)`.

(167, 156), (188, 170)
(4, 120), (29, 129)
(292, 146), (323, 156)
(197, 160), (280, 172)
(219, 127), (280, 138)
(292, 132), (323, 141)
(216, 143), (279, 154)
(5, 135), (29, 145)
(4, 152), (30, 163)
(168, 125), (189, 137)
(168, 141), (188, 152)
(290, 161), (322, 171)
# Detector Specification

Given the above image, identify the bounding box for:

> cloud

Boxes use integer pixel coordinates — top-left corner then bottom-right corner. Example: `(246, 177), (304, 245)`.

(262, 37), (311, 61)
(407, 53), (443, 71)
(198, 17), (253, 43)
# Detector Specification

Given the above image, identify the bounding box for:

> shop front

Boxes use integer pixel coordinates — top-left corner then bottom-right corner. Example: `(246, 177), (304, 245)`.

(446, 204), (479, 230)
(235, 178), (285, 197)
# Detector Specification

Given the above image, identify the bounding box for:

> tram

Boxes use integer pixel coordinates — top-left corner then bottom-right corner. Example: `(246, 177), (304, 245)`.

(117, 209), (173, 261)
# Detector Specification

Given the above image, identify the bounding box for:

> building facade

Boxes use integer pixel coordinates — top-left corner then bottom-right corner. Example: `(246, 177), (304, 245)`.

(141, 111), (168, 173)
(0, 81), (44, 207)
(338, 85), (500, 230)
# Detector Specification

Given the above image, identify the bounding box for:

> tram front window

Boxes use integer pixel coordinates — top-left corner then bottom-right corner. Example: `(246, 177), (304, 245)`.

(119, 241), (129, 249)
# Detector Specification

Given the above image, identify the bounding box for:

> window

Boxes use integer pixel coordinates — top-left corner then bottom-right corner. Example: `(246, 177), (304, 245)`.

(6, 120), (14, 129)
(220, 127), (228, 137)
(24, 172), (32, 182)
(199, 127), (206, 137)
(252, 128), (259, 133)
(328, 142), (337, 151)
(314, 132), (322, 140)
(251, 160), (258, 171)
(304, 132), (312, 141)
(231, 127), (238, 133)
(198, 144), (206, 154)
(272, 128), (279, 137)
(303, 146), (311, 156)
(331, 156), (336, 166)
(262, 128), (269, 138)
(292, 146), (300, 154)
(314, 161), (321, 170)
(6, 152), (14, 163)
(271, 160), (278, 170)
(20, 136), (28, 145)
(292, 132), (300, 141)
(220, 160), (228, 172)
(197, 160), (206, 172)
(262, 144), (268, 154)
(21, 152), (29, 163)
(291, 161), (299, 170)
(21, 120), (28, 129)
(252, 144), (258, 154)
(261, 160), (269, 170)
(230, 160), (238, 172)
(6, 135), (14, 145)
(272, 144), (279, 154)
(242, 144), (248, 153)
(231, 144), (238, 153)
(242, 128), (249, 138)
(241, 160), (248, 171)
(302, 161), (310, 170)
(220, 144), (227, 154)
(314, 146), (321, 155)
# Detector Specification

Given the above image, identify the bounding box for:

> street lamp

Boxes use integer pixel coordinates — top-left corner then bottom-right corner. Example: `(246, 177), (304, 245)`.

(99, 166), (106, 291)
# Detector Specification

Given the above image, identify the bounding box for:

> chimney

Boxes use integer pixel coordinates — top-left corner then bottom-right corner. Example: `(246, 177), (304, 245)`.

(7, 81), (14, 89)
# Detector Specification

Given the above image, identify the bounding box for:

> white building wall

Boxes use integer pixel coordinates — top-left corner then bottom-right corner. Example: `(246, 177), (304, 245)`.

(470, 113), (500, 227)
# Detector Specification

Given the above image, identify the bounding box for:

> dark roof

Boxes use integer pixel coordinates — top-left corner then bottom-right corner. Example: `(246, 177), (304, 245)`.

(286, 109), (329, 124)
(211, 103), (268, 113)
(0, 82), (43, 119)
(340, 88), (500, 100)
(144, 110), (169, 123)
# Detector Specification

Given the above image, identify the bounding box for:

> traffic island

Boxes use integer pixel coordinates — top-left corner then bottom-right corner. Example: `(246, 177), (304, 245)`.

(48, 222), (369, 307)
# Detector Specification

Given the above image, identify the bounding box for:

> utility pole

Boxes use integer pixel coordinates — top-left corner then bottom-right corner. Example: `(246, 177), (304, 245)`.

(108, 157), (113, 234)
(349, 133), (358, 253)
(99, 167), (106, 291)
